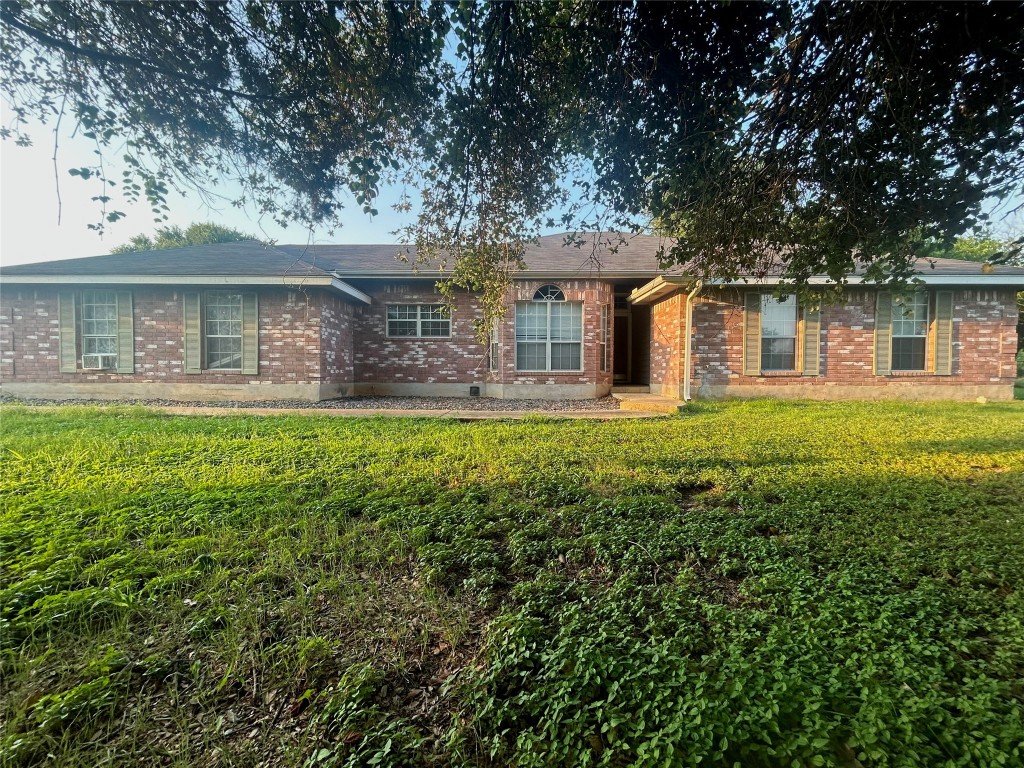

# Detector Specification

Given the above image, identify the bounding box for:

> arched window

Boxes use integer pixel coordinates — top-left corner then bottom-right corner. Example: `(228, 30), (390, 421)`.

(533, 284), (565, 301)
(516, 285), (582, 371)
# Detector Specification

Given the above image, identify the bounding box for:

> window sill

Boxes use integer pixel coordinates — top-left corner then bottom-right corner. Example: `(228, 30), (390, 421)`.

(515, 369), (585, 374)
(757, 370), (801, 377)
(385, 336), (453, 340)
(886, 371), (943, 377)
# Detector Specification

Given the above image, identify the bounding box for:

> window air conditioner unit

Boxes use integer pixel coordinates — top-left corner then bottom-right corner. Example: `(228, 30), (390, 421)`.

(82, 354), (118, 370)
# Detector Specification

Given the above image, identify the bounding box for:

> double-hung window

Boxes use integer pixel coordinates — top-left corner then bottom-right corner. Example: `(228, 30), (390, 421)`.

(515, 285), (583, 371)
(205, 293), (244, 370)
(875, 290), (953, 376)
(890, 292), (929, 371)
(489, 317), (501, 371)
(57, 290), (134, 373)
(386, 304), (450, 338)
(743, 291), (821, 377)
(183, 291), (258, 374)
(81, 291), (119, 358)
(760, 295), (798, 371)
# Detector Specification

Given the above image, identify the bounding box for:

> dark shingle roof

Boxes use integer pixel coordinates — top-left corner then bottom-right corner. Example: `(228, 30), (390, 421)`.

(1, 241), (331, 277)
(277, 233), (672, 275)
(3, 233), (1022, 282)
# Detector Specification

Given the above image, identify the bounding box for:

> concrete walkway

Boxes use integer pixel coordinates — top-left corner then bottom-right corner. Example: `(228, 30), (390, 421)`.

(116, 405), (667, 421)
(612, 392), (687, 414)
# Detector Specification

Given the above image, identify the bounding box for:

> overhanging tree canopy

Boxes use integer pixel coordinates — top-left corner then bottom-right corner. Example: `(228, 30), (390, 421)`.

(3, 1), (1022, 303)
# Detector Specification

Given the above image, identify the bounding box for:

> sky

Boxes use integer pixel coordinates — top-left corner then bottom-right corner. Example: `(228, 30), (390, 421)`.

(2, 105), (1021, 269)
(0, 110), (418, 267)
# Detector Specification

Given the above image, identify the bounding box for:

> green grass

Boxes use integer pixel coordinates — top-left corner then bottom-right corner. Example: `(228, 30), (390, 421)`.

(1, 401), (1023, 768)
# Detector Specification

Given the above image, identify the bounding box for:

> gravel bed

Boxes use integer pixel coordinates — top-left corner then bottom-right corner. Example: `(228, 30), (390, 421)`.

(1, 394), (620, 412)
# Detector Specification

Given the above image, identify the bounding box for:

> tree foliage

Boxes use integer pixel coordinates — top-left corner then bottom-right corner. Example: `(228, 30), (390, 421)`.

(3, 1), (1023, 308)
(109, 222), (258, 254)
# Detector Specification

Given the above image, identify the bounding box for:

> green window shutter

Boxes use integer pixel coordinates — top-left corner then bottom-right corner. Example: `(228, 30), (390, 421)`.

(241, 293), (259, 375)
(115, 292), (134, 373)
(934, 290), (954, 375)
(183, 292), (202, 374)
(802, 304), (821, 376)
(58, 291), (78, 373)
(874, 291), (892, 376)
(743, 291), (761, 376)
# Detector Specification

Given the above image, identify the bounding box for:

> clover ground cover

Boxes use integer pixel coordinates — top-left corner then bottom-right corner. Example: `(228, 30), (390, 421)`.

(1, 401), (1022, 767)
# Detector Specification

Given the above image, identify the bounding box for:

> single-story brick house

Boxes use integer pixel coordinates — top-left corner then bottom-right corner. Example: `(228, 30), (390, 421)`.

(1, 234), (1021, 401)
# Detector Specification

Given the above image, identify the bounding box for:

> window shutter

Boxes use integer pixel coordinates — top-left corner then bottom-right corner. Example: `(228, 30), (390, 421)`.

(183, 292), (202, 374)
(58, 291), (77, 373)
(934, 290), (954, 375)
(241, 293), (259, 375)
(115, 292), (134, 373)
(743, 292), (761, 376)
(802, 304), (821, 376)
(874, 291), (892, 376)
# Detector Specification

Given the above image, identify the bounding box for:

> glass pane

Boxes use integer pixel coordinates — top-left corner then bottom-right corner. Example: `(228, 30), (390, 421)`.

(761, 295), (797, 338)
(207, 337), (242, 369)
(892, 337), (926, 371)
(420, 320), (449, 337)
(533, 285), (565, 301)
(892, 293), (928, 337)
(387, 305), (417, 320)
(516, 342), (547, 370)
(83, 319), (116, 336)
(84, 337), (117, 354)
(549, 302), (582, 341)
(82, 291), (117, 317)
(422, 304), (449, 320)
(388, 320), (418, 337)
(515, 303), (548, 341)
(550, 342), (581, 371)
(761, 337), (796, 371)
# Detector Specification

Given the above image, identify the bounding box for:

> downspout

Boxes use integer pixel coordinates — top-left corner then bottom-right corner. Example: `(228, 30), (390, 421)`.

(682, 280), (703, 402)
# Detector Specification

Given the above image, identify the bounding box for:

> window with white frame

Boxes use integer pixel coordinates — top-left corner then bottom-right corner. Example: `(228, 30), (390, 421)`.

(760, 294), (798, 371)
(81, 291), (118, 357)
(891, 292), (928, 371)
(489, 317), (500, 371)
(599, 304), (610, 372)
(515, 285), (582, 371)
(205, 292), (244, 370)
(386, 304), (451, 337)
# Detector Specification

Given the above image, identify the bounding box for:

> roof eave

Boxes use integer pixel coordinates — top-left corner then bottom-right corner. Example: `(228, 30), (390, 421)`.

(1, 273), (373, 302)
(629, 275), (695, 305)
(711, 275), (1024, 287)
(332, 270), (666, 280)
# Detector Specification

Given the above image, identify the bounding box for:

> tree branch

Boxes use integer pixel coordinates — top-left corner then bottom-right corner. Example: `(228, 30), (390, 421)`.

(1, 11), (277, 104)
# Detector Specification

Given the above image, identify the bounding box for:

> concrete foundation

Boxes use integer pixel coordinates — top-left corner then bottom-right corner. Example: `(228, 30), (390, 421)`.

(353, 382), (607, 400)
(1, 381), (351, 402)
(696, 383), (1014, 402)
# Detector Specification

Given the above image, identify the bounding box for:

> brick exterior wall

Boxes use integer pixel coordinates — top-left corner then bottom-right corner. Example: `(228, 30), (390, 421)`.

(3, 280), (1016, 402)
(348, 279), (613, 396)
(319, 293), (355, 386)
(648, 286), (1018, 400)
(0, 286), (347, 396)
(490, 280), (613, 391)
(649, 292), (683, 396)
(351, 280), (489, 388)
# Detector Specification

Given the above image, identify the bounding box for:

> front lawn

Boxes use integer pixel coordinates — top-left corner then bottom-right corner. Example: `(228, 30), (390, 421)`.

(2, 401), (1023, 767)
